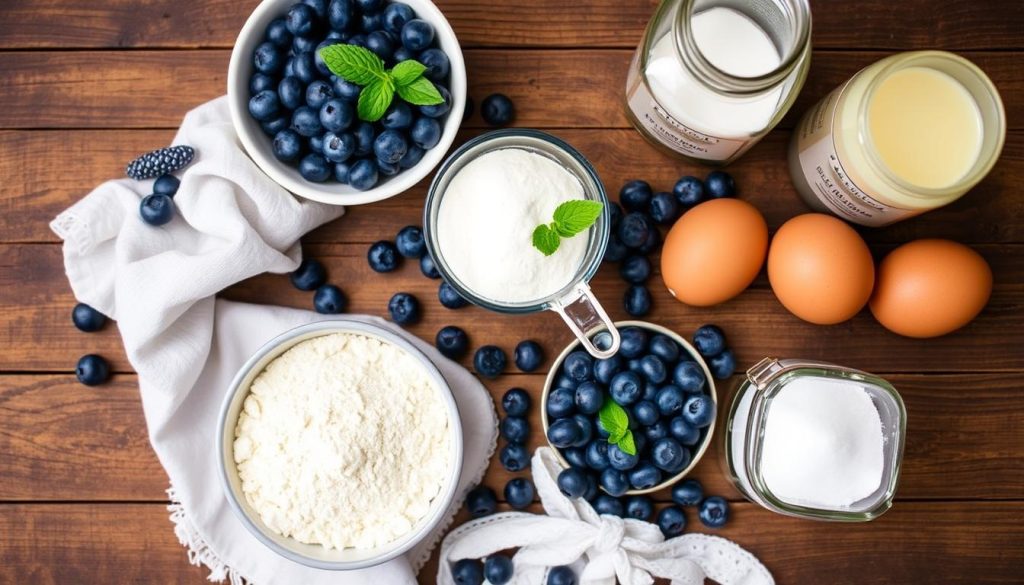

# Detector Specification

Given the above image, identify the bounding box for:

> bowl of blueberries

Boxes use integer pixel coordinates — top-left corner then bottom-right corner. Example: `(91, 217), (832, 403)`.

(541, 321), (718, 498)
(228, 0), (466, 205)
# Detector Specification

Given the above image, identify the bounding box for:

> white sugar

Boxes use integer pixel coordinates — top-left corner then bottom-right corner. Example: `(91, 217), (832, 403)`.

(761, 377), (885, 509)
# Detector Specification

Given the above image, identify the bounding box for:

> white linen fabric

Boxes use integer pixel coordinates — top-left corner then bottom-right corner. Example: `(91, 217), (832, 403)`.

(437, 448), (774, 585)
(50, 96), (497, 584)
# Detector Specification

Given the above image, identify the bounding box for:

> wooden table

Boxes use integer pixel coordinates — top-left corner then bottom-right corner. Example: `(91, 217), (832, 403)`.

(2, 0), (1022, 582)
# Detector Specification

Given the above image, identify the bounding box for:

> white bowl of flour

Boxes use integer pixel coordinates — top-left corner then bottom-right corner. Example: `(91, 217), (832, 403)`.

(217, 320), (462, 570)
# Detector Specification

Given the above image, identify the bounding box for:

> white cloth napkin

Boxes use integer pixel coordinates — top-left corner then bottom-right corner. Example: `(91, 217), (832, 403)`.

(437, 448), (774, 585)
(50, 96), (498, 584)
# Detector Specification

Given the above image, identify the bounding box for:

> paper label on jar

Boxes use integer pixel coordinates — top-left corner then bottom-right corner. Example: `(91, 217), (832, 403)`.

(795, 81), (920, 227)
(626, 51), (752, 163)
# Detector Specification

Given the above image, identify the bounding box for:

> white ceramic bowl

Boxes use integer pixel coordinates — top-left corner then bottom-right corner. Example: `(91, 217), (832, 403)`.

(217, 320), (463, 570)
(227, 0), (466, 205)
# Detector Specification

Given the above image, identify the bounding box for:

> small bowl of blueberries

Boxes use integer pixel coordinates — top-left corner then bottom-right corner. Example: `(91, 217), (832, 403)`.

(228, 0), (466, 205)
(541, 321), (719, 498)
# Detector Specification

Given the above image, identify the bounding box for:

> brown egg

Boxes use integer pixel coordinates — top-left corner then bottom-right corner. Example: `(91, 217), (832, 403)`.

(767, 214), (875, 325)
(870, 239), (992, 338)
(661, 198), (768, 306)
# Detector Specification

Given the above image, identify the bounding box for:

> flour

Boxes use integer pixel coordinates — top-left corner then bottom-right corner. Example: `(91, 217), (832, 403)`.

(436, 148), (589, 303)
(760, 377), (884, 509)
(233, 332), (451, 550)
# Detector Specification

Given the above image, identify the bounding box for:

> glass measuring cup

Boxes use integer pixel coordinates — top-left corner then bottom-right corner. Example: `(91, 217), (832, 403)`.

(423, 129), (620, 358)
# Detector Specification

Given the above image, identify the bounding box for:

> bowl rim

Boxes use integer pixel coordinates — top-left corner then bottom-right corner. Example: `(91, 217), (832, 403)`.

(216, 319), (463, 570)
(226, 0), (467, 206)
(540, 319), (718, 495)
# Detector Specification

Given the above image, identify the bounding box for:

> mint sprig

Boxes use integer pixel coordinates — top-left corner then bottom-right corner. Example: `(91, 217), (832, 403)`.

(532, 200), (604, 256)
(598, 400), (636, 456)
(318, 44), (444, 122)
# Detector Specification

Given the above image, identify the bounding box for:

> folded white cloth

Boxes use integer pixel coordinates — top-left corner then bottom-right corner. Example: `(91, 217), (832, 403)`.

(437, 448), (774, 585)
(51, 96), (497, 584)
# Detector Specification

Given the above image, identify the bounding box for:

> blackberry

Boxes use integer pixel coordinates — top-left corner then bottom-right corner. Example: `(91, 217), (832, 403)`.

(126, 146), (195, 180)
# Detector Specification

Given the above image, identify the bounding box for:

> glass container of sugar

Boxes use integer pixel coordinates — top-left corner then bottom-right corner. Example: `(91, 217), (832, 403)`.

(722, 357), (906, 522)
(625, 0), (811, 165)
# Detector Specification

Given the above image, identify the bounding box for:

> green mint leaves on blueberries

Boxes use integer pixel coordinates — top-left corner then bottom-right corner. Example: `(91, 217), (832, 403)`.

(318, 44), (444, 122)
(532, 200), (604, 256)
(599, 399), (637, 456)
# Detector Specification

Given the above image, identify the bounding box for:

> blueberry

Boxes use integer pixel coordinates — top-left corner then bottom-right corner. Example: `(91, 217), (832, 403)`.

(624, 285), (652, 317)
(348, 158), (379, 190)
(638, 225), (661, 255)
(692, 324), (726, 358)
(249, 72), (275, 96)
(302, 0), (328, 19)
(277, 76), (303, 110)
(500, 442), (530, 472)
(655, 385), (685, 416)
(308, 134), (325, 154)
(76, 354), (110, 386)
(421, 84), (452, 118)
(313, 284), (347, 314)
(474, 345), (507, 378)
(709, 349), (736, 380)
(546, 418), (581, 448)
(466, 485), (497, 518)
(401, 18), (435, 51)
(562, 351), (593, 382)
(699, 496), (729, 528)
(253, 41), (284, 75)
(419, 48), (451, 82)
(393, 45), (415, 63)
(625, 496), (654, 521)
(71, 303), (106, 332)
(657, 505), (686, 537)
(513, 340), (544, 372)
(327, 0), (355, 30)
(382, 101), (413, 130)
(500, 416), (529, 444)
(546, 387), (575, 419)
(261, 116), (290, 137)
(394, 225), (425, 258)
(651, 437), (688, 473)
(672, 361), (706, 394)
(547, 566), (577, 585)
(501, 387), (531, 416)
(609, 371), (642, 406)
(139, 194), (174, 226)
(265, 17), (293, 48)
(641, 381), (659, 402)
(484, 555), (514, 585)
(356, 0), (383, 13)
(628, 462), (662, 489)
(452, 558), (484, 585)
(618, 255), (650, 284)
(292, 51), (317, 83)
(571, 414), (594, 447)
(399, 144), (425, 169)
(619, 180), (652, 212)
(365, 30), (394, 60)
(248, 89), (281, 121)
(504, 477), (535, 509)
(619, 327), (648, 359)
(376, 157), (401, 176)
(291, 105), (323, 137)
(603, 235), (629, 263)
(334, 161), (352, 183)
(573, 381), (603, 415)
(593, 494), (624, 517)
(293, 35), (318, 55)
(305, 79), (333, 109)
(373, 129), (408, 164)
(419, 253), (441, 278)
(382, 2), (414, 33)
(387, 292), (420, 325)
(672, 479), (703, 507)
(705, 171), (736, 198)
(313, 39), (337, 75)
(632, 400), (659, 426)
(285, 3), (317, 37)
(435, 325), (469, 359)
(481, 93), (515, 127)
(673, 175), (705, 209)
(669, 416), (700, 446)
(319, 99), (354, 133)
(592, 356), (621, 385)
(607, 443), (639, 471)
(333, 78), (362, 101)
(649, 191), (680, 225)
(627, 358), (644, 375)
(299, 153), (331, 182)
(562, 446), (588, 469)
(556, 467), (590, 499)
(354, 123), (376, 155)
(290, 258), (327, 290)
(347, 33), (368, 49)
(585, 440), (610, 470)
(617, 212), (651, 249)
(367, 240), (399, 272)
(410, 117), (441, 149)
(638, 355), (667, 384)
(682, 395), (715, 428)
(272, 129), (302, 162)
(322, 132), (354, 162)
(644, 419), (669, 442)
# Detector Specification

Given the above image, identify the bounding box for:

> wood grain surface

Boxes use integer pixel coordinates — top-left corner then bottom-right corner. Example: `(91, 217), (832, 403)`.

(0, 0), (1022, 583)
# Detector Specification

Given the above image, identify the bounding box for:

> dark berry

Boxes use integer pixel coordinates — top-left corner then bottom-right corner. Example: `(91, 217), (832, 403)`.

(619, 327), (648, 358)
(466, 485), (497, 518)
(125, 146), (195, 180)
(593, 494), (623, 517)
(272, 129), (302, 162)
(319, 99), (354, 133)
(672, 479), (704, 507)
(333, 78), (361, 101)
(673, 175), (705, 208)
(382, 2), (414, 34)
(366, 30), (394, 60)
(420, 253), (441, 278)
(593, 355), (622, 385)
(399, 144), (425, 169)
(500, 442), (530, 472)
(298, 153), (331, 182)
(452, 558), (484, 585)
(603, 235), (628, 263)
(291, 51), (317, 84)
(481, 93), (515, 127)
(72, 303), (106, 332)
(420, 84), (452, 118)
(285, 3), (317, 36)
(657, 505), (686, 537)
(692, 324), (726, 358)
(705, 170), (736, 198)
(374, 129), (409, 164)
(651, 437), (689, 473)
(419, 48), (451, 82)
(356, 0), (384, 14)
(367, 240), (400, 272)
(400, 18), (435, 51)
(302, 0), (328, 19)
(410, 117), (442, 149)
(261, 116), (290, 137)
(382, 101), (414, 130)
(435, 325), (469, 359)
(484, 555), (514, 585)
(649, 191), (680, 224)
(250, 72), (275, 95)
(349, 158), (379, 190)
(562, 446), (588, 468)
(669, 416), (700, 446)
(619, 255), (650, 284)
(334, 161), (352, 183)
(387, 292), (420, 325)
(76, 354), (110, 386)
(607, 443), (639, 471)
(249, 89), (281, 123)
(439, 281), (468, 309)
(655, 385), (685, 416)
(648, 335), (680, 364)
(322, 132), (355, 163)
(699, 496), (729, 528)
(291, 105), (323, 137)
(546, 418), (581, 449)
(265, 17), (293, 48)
(312, 284), (346, 314)
(547, 566), (577, 585)
(556, 467), (589, 499)
(562, 350), (593, 382)
(682, 395), (716, 428)
(628, 462), (662, 490)
(624, 285), (652, 317)
(504, 477), (535, 509)
(153, 174), (180, 197)
(501, 387), (531, 416)
(625, 496), (654, 521)
(617, 212), (651, 249)
(672, 361), (706, 394)
(632, 400), (659, 426)
(513, 340), (543, 372)
(574, 381), (604, 415)
(394, 225), (426, 258)
(638, 355), (667, 384)
(253, 41), (284, 75)
(709, 348), (736, 379)
(609, 371), (642, 406)
(500, 416), (530, 444)
(290, 258), (327, 291)
(474, 345), (506, 378)
(638, 225), (661, 255)
(139, 194), (175, 226)
(619, 180), (652, 212)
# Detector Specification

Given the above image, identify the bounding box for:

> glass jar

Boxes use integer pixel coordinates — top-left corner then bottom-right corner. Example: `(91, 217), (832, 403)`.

(722, 358), (907, 521)
(625, 0), (811, 165)
(788, 51), (1006, 227)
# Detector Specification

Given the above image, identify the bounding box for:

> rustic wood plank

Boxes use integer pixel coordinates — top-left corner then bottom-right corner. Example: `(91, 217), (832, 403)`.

(0, 50), (1021, 130)
(1, 502), (1021, 584)
(4, 129), (1023, 244)
(1, 0), (1022, 50)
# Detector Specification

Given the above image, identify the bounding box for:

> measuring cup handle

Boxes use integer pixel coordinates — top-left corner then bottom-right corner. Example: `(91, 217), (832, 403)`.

(552, 283), (620, 359)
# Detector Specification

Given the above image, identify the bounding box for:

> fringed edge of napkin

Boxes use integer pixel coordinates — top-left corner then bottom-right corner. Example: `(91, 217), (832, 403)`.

(168, 485), (249, 585)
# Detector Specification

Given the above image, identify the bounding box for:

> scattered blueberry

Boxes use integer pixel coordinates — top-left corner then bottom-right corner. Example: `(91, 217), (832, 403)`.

(313, 284), (347, 314)
(501, 387), (531, 416)
(139, 194), (175, 226)
(72, 303), (106, 332)
(367, 240), (400, 272)
(466, 485), (497, 518)
(514, 340), (544, 372)
(624, 285), (652, 317)
(474, 345), (507, 378)
(709, 348), (736, 380)
(547, 566), (577, 585)
(500, 416), (530, 444)
(617, 212), (651, 249)
(705, 170), (736, 198)
(435, 325), (469, 359)
(452, 558), (484, 585)
(692, 325), (726, 358)
(481, 93), (515, 127)
(638, 225), (661, 255)
(619, 180), (652, 212)
(419, 253), (441, 278)
(76, 354), (110, 386)
(603, 235), (629, 263)
(484, 555), (514, 585)
(500, 442), (530, 472)
(387, 292), (420, 324)
(557, 467), (590, 499)
(673, 175), (705, 208)
(504, 477), (535, 509)
(682, 394), (716, 428)
(153, 174), (180, 197)
(625, 496), (654, 521)
(593, 494), (624, 517)
(657, 505), (686, 537)
(290, 258), (327, 290)
(699, 496), (729, 528)
(672, 479), (704, 507)
(438, 281), (468, 309)
(648, 191), (680, 224)
(619, 255), (651, 284)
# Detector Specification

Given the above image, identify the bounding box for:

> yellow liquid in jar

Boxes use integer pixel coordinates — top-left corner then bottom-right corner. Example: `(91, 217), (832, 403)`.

(866, 66), (983, 189)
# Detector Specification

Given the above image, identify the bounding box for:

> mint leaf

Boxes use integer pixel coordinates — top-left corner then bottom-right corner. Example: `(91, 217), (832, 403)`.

(553, 200), (604, 238)
(319, 44), (387, 86)
(396, 76), (445, 106)
(532, 224), (560, 256)
(598, 400), (629, 438)
(390, 60), (428, 86)
(617, 430), (637, 456)
(357, 78), (394, 122)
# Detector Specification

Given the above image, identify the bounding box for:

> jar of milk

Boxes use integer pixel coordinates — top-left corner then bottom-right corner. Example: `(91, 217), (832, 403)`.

(722, 358), (907, 521)
(625, 0), (811, 165)
(788, 51), (1006, 227)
